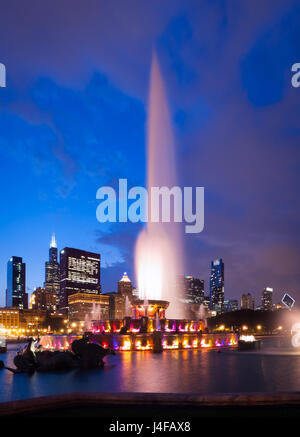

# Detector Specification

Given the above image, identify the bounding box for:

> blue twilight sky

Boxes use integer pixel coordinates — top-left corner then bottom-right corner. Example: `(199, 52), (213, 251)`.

(0, 0), (300, 307)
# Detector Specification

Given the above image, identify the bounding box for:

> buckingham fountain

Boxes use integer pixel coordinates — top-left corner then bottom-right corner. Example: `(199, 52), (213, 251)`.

(39, 53), (238, 353)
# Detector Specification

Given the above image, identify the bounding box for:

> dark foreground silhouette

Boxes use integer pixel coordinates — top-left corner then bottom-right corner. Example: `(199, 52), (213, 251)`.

(0, 337), (115, 374)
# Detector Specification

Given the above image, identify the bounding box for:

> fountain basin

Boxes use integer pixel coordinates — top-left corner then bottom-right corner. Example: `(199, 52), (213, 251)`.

(38, 332), (238, 352)
(92, 317), (205, 334)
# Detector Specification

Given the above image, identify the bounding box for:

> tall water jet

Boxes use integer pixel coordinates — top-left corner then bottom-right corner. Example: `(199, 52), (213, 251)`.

(135, 52), (185, 319)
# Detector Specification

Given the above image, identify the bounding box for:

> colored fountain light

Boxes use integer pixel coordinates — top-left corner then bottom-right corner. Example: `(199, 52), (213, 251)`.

(134, 52), (184, 319)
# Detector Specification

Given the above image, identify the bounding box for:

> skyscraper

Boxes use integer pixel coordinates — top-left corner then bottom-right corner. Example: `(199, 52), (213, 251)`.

(118, 272), (133, 298)
(58, 247), (101, 313)
(262, 287), (273, 311)
(45, 233), (60, 303)
(241, 293), (255, 310)
(6, 256), (27, 309)
(209, 258), (224, 313)
(183, 276), (204, 304)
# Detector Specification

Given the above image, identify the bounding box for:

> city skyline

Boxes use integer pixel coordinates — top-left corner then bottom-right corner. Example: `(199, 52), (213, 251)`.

(0, 231), (289, 309)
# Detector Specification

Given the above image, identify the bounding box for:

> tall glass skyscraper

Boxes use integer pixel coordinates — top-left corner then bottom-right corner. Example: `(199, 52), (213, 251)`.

(44, 233), (60, 302)
(58, 247), (101, 313)
(6, 256), (27, 309)
(209, 258), (224, 313)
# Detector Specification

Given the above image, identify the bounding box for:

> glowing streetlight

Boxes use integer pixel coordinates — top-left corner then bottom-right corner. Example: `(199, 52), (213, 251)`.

(242, 325), (248, 331)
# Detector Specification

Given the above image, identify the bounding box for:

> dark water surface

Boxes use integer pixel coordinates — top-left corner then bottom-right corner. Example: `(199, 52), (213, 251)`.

(1, 336), (300, 403)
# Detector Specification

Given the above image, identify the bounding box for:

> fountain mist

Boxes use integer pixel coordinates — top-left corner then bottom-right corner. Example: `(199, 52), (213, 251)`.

(135, 52), (185, 319)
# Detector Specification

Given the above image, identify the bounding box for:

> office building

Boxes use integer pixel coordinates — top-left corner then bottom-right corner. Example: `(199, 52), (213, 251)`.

(68, 293), (109, 323)
(59, 247), (101, 313)
(0, 308), (20, 331)
(117, 272), (133, 298)
(0, 307), (47, 332)
(241, 293), (255, 310)
(209, 258), (224, 313)
(262, 287), (273, 311)
(103, 292), (126, 319)
(183, 276), (204, 304)
(6, 256), (27, 309)
(45, 233), (60, 301)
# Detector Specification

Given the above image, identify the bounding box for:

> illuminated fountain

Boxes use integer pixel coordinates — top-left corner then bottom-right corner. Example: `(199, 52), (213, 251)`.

(134, 51), (184, 319)
(38, 54), (239, 353)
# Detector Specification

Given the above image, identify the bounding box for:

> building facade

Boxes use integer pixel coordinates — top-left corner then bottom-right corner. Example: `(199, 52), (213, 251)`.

(241, 293), (255, 310)
(68, 293), (109, 323)
(183, 276), (204, 304)
(262, 287), (273, 311)
(45, 233), (60, 303)
(30, 287), (57, 313)
(0, 308), (20, 330)
(224, 299), (239, 312)
(6, 256), (27, 309)
(209, 258), (224, 313)
(59, 247), (101, 313)
(0, 308), (47, 333)
(103, 292), (126, 319)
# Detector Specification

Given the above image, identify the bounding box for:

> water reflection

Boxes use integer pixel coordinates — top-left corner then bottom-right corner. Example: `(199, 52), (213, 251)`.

(1, 338), (300, 403)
